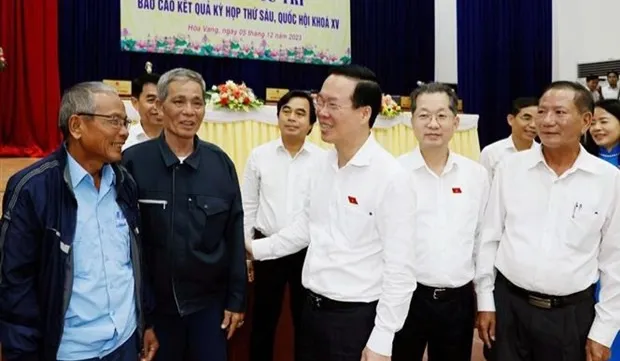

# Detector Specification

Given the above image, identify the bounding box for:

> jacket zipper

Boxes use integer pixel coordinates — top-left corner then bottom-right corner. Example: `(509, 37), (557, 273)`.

(170, 165), (183, 316)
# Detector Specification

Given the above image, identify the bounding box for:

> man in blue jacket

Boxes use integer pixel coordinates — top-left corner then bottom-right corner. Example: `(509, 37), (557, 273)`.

(0, 82), (158, 361)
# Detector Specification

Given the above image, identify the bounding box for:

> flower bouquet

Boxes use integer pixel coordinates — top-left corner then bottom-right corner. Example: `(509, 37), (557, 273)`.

(206, 80), (263, 111)
(381, 94), (401, 118)
(0, 47), (6, 71)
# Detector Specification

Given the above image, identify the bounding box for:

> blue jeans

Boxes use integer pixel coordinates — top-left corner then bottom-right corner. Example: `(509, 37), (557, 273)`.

(596, 282), (620, 359)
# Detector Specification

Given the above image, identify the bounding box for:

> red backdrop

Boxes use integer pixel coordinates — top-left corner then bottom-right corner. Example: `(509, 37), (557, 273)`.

(0, 0), (61, 157)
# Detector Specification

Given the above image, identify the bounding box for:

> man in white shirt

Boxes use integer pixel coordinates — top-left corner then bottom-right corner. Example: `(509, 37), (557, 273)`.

(476, 81), (620, 361)
(393, 83), (489, 361)
(585, 75), (602, 102)
(242, 90), (323, 361)
(246, 65), (417, 361)
(601, 71), (619, 100)
(122, 72), (162, 151)
(479, 97), (539, 180)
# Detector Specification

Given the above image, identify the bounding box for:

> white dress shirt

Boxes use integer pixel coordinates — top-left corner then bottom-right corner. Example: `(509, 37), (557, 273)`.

(122, 122), (151, 151)
(476, 146), (620, 347)
(602, 85), (620, 100)
(399, 148), (489, 288)
(252, 134), (417, 356)
(242, 138), (324, 239)
(479, 136), (540, 180)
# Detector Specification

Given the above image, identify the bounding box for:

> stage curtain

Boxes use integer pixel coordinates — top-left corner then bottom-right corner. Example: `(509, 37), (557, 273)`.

(196, 122), (480, 179)
(58, 0), (434, 97)
(457, 0), (551, 148)
(0, 0), (61, 157)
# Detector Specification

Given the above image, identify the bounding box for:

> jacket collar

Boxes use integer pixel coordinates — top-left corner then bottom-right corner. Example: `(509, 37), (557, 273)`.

(157, 132), (201, 170)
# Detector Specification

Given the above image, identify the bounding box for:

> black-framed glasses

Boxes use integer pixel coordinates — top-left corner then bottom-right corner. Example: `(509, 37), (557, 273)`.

(77, 113), (131, 129)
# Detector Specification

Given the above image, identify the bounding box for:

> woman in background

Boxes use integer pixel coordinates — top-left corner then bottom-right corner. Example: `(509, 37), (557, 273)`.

(585, 99), (620, 167)
(585, 99), (620, 360)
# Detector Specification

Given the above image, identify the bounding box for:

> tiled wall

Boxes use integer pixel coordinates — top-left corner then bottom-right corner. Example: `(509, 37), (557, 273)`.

(0, 158), (41, 213)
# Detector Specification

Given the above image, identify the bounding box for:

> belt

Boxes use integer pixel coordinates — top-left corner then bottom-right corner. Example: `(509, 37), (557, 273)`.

(306, 290), (378, 311)
(499, 273), (595, 309)
(415, 282), (473, 301)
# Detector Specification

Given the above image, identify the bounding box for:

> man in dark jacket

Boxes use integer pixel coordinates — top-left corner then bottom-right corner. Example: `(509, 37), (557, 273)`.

(0, 82), (158, 361)
(122, 68), (246, 361)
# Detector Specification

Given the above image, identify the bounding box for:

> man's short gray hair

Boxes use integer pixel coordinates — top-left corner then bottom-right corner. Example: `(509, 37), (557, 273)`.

(157, 68), (206, 101)
(58, 82), (118, 139)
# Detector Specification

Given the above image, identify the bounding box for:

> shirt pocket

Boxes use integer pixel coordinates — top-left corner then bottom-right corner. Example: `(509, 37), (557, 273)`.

(188, 195), (231, 250)
(138, 194), (169, 246)
(449, 194), (479, 241)
(341, 204), (375, 244)
(565, 205), (605, 252)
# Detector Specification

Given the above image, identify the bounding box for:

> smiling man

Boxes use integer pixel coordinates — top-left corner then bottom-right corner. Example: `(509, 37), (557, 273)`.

(242, 90), (323, 361)
(476, 81), (620, 361)
(479, 97), (539, 181)
(246, 65), (417, 361)
(123, 72), (162, 151)
(393, 83), (489, 361)
(122, 68), (246, 361)
(0, 82), (158, 361)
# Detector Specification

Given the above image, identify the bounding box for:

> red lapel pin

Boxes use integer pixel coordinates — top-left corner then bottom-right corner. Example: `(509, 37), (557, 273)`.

(452, 187), (462, 194)
(348, 196), (358, 205)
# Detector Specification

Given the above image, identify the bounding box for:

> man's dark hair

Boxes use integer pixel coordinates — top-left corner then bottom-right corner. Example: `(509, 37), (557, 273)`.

(607, 71), (618, 77)
(542, 81), (594, 114)
(510, 97), (539, 116)
(328, 65), (382, 128)
(132, 73), (161, 99)
(410, 83), (459, 115)
(277, 90), (317, 127)
(586, 75), (600, 82)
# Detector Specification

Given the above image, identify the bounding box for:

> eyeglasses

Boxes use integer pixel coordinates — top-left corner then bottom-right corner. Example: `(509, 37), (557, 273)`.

(77, 113), (131, 129)
(313, 97), (348, 112)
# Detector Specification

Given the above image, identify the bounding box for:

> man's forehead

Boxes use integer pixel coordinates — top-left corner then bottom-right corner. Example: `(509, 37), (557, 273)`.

(284, 97), (310, 109)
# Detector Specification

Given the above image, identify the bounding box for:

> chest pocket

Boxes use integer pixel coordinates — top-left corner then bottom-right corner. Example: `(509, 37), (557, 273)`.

(564, 204), (605, 251)
(188, 195), (231, 249)
(341, 204), (375, 244)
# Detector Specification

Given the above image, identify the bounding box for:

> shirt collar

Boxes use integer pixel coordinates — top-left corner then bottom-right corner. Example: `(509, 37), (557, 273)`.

(157, 131), (201, 169)
(129, 122), (148, 140)
(408, 147), (458, 173)
(525, 145), (602, 174)
(328, 133), (377, 169)
(275, 138), (315, 155)
(599, 143), (620, 156)
(66, 150), (115, 189)
(505, 135), (538, 151)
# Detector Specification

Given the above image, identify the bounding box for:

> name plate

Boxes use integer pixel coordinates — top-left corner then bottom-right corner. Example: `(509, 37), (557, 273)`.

(266, 88), (290, 102)
(104, 79), (132, 97)
(400, 96), (412, 110)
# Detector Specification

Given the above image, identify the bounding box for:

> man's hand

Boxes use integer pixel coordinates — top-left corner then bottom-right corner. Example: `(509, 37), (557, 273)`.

(247, 259), (255, 283)
(360, 347), (390, 361)
(221, 309), (245, 340)
(586, 339), (611, 361)
(141, 328), (159, 361)
(476, 311), (496, 348)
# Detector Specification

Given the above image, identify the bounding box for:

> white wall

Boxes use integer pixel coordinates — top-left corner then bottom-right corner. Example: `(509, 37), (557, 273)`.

(553, 0), (620, 80)
(434, 0), (458, 84)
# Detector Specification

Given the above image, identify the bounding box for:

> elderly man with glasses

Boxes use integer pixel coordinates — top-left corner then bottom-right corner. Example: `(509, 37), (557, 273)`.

(0, 82), (158, 361)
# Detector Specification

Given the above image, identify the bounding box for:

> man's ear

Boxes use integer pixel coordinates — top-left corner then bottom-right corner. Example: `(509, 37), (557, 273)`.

(507, 114), (514, 127)
(130, 96), (139, 110)
(68, 114), (84, 140)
